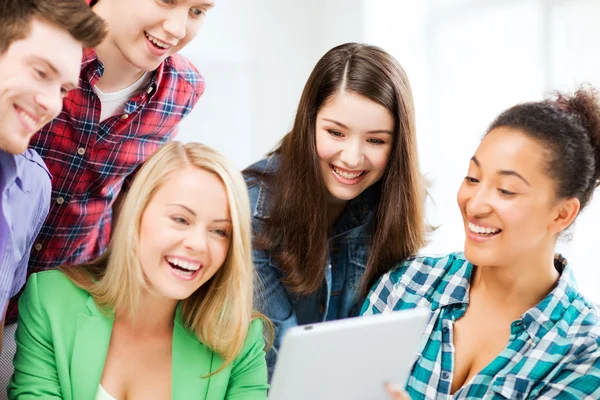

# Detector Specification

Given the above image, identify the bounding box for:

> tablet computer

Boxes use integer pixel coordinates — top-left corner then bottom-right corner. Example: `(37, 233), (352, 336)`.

(268, 307), (430, 400)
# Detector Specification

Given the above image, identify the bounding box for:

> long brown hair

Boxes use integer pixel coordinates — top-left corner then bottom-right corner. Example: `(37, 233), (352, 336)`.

(248, 43), (425, 299)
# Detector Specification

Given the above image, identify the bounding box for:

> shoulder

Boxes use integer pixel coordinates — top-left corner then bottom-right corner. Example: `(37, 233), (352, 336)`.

(233, 318), (267, 364)
(383, 252), (469, 290)
(243, 156), (278, 188)
(243, 155), (281, 218)
(163, 53), (205, 99)
(17, 149), (51, 191)
(362, 252), (470, 314)
(21, 270), (89, 314)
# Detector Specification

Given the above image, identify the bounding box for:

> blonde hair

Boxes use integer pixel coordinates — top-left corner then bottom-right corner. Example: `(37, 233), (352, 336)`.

(61, 141), (259, 372)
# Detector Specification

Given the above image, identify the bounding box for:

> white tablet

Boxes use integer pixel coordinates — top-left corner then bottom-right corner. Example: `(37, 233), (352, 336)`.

(268, 307), (430, 400)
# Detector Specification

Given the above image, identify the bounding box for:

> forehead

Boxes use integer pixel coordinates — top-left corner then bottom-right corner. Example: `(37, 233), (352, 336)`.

(475, 127), (549, 177)
(151, 166), (230, 213)
(10, 18), (82, 81)
(317, 91), (394, 130)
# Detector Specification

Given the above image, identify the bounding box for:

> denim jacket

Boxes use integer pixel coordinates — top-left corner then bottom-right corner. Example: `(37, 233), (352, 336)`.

(244, 154), (378, 377)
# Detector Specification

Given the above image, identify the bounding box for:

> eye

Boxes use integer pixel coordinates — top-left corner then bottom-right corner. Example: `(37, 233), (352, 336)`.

(171, 216), (189, 225)
(464, 176), (479, 184)
(327, 130), (344, 138)
(33, 68), (47, 79)
(161, 0), (172, 4)
(212, 228), (229, 238)
(190, 7), (205, 17)
(498, 188), (516, 196)
(367, 138), (386, 145)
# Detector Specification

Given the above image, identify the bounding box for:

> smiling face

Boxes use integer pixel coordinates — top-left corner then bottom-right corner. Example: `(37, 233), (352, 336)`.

(0, 18), (81, 154)
(315, 91), (395, 204)
(94, 0), (214, 73)
(138, 165), (232, 302)
(456, 126), (573, 268)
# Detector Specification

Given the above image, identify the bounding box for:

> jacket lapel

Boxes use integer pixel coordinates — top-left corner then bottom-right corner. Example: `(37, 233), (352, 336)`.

(70, 296), (114, 400)
(172, 307), (216, 399)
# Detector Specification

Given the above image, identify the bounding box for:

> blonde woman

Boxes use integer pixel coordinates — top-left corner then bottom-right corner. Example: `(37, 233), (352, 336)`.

(9, 142), (269, 399)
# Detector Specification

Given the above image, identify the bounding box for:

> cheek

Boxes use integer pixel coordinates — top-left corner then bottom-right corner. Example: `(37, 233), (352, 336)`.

(369, 147), (393, 171)
(210, 240), (230, 268)
(456, 184), (469, 211)
(315, 131), (337, 162)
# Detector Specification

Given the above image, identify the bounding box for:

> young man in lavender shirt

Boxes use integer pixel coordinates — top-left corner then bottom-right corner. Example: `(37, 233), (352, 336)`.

(0, 0), (106, 349)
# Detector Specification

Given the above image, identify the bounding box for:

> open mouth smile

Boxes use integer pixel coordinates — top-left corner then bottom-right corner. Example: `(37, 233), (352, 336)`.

(166, 256), (202, 280)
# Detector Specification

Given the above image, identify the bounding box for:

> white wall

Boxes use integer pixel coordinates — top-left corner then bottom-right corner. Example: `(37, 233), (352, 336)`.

(177, 0), (365, 169)
(367, 0), (600, 302)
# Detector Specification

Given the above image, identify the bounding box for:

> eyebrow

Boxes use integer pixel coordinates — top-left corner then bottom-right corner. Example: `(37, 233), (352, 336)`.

(470, 156), (531, 186)
(167, 204), (196, 216)
(167, 204), (232, 223)
(322, 118), (393, 135)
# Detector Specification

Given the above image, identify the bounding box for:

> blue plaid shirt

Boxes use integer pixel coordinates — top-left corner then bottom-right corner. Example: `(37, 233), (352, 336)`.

(361, 252), (600, 399)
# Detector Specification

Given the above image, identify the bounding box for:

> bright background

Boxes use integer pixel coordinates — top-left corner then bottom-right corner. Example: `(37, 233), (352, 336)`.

(177, 0), (600, 302)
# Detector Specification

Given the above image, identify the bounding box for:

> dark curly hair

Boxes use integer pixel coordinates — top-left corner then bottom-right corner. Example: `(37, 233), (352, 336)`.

(488, 85), (600, 212)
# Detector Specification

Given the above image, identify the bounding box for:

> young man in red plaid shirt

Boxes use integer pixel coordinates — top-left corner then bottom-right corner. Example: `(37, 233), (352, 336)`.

(5, 0), (214, 325)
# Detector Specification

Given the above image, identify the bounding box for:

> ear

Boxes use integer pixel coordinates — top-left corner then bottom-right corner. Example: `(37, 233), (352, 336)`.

(549, 197), (580, 234)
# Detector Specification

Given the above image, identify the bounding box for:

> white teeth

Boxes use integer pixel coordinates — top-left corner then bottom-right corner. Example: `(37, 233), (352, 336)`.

(145, 32), (169, 48)
(468, 222), (500, 235)
(19, 111), (36, 127)
(332, 165), (364, 180)
(166, 256), (201, 271)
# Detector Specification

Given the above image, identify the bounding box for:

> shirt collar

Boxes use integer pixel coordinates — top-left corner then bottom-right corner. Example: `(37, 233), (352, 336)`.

(81, 48), (161, 98)
(520, 254), (581, 343)
(434, 253), (581, 343)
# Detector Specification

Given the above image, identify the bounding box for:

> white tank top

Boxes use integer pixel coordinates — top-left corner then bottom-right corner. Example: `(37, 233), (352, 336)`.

(95, 384), (118, 400)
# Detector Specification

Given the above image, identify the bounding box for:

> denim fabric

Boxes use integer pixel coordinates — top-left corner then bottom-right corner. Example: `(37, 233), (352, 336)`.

(244, 154), (377, 378)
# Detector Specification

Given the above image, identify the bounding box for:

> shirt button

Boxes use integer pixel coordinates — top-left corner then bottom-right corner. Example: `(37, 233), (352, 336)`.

(120, 114), (129, 120)
(441, 371), (450, 380)
(442, 327), (449, 334)
(34, 243), (42, 251)
(77, 147), (86, 156)
(56, 196), (65, 205)
(146, 86), (154, 95)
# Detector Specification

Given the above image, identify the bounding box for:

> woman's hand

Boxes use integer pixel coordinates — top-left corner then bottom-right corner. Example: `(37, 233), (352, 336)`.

(385, 383), (411, 400)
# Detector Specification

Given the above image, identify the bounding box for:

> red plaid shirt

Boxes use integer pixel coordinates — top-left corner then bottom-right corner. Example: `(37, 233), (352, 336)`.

(5, 49), (204, 322)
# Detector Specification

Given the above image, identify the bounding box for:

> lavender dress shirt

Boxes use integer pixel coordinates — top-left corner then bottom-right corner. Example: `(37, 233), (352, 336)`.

(0, 149), (51, 315)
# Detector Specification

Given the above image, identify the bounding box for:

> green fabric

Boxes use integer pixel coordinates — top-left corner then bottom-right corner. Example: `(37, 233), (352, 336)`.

(8, 270), (268, 400)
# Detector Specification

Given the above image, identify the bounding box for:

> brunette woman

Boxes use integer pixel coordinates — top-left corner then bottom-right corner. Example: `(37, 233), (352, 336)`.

(244, 42), (426, 375)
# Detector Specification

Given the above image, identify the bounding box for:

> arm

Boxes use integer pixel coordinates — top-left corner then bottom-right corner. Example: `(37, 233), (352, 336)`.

(7, 274), (62, 399)
(225, 319), (269, 400)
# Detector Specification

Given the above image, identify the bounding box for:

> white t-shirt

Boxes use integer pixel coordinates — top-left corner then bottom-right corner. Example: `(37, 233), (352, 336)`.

(93, 71), (152, 122)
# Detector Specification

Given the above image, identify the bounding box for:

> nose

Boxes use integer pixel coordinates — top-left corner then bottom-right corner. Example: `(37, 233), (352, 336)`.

(339, 139), (363, 169)
(35, 89), (63, 122)
(465, 185), (493, 217)
(163, 9), (187, 40)
(183, 229), (208, 254)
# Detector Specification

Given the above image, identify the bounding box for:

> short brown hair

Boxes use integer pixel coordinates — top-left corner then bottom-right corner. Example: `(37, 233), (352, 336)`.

(0, 0), (107, 55)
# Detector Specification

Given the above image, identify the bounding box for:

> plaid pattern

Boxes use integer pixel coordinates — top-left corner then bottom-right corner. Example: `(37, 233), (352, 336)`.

(4, 49), (203, 323)
(361, 252), (600, 399)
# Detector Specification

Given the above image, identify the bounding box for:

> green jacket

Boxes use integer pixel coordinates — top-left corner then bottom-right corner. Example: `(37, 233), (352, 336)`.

(8, 270), (269, 399)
